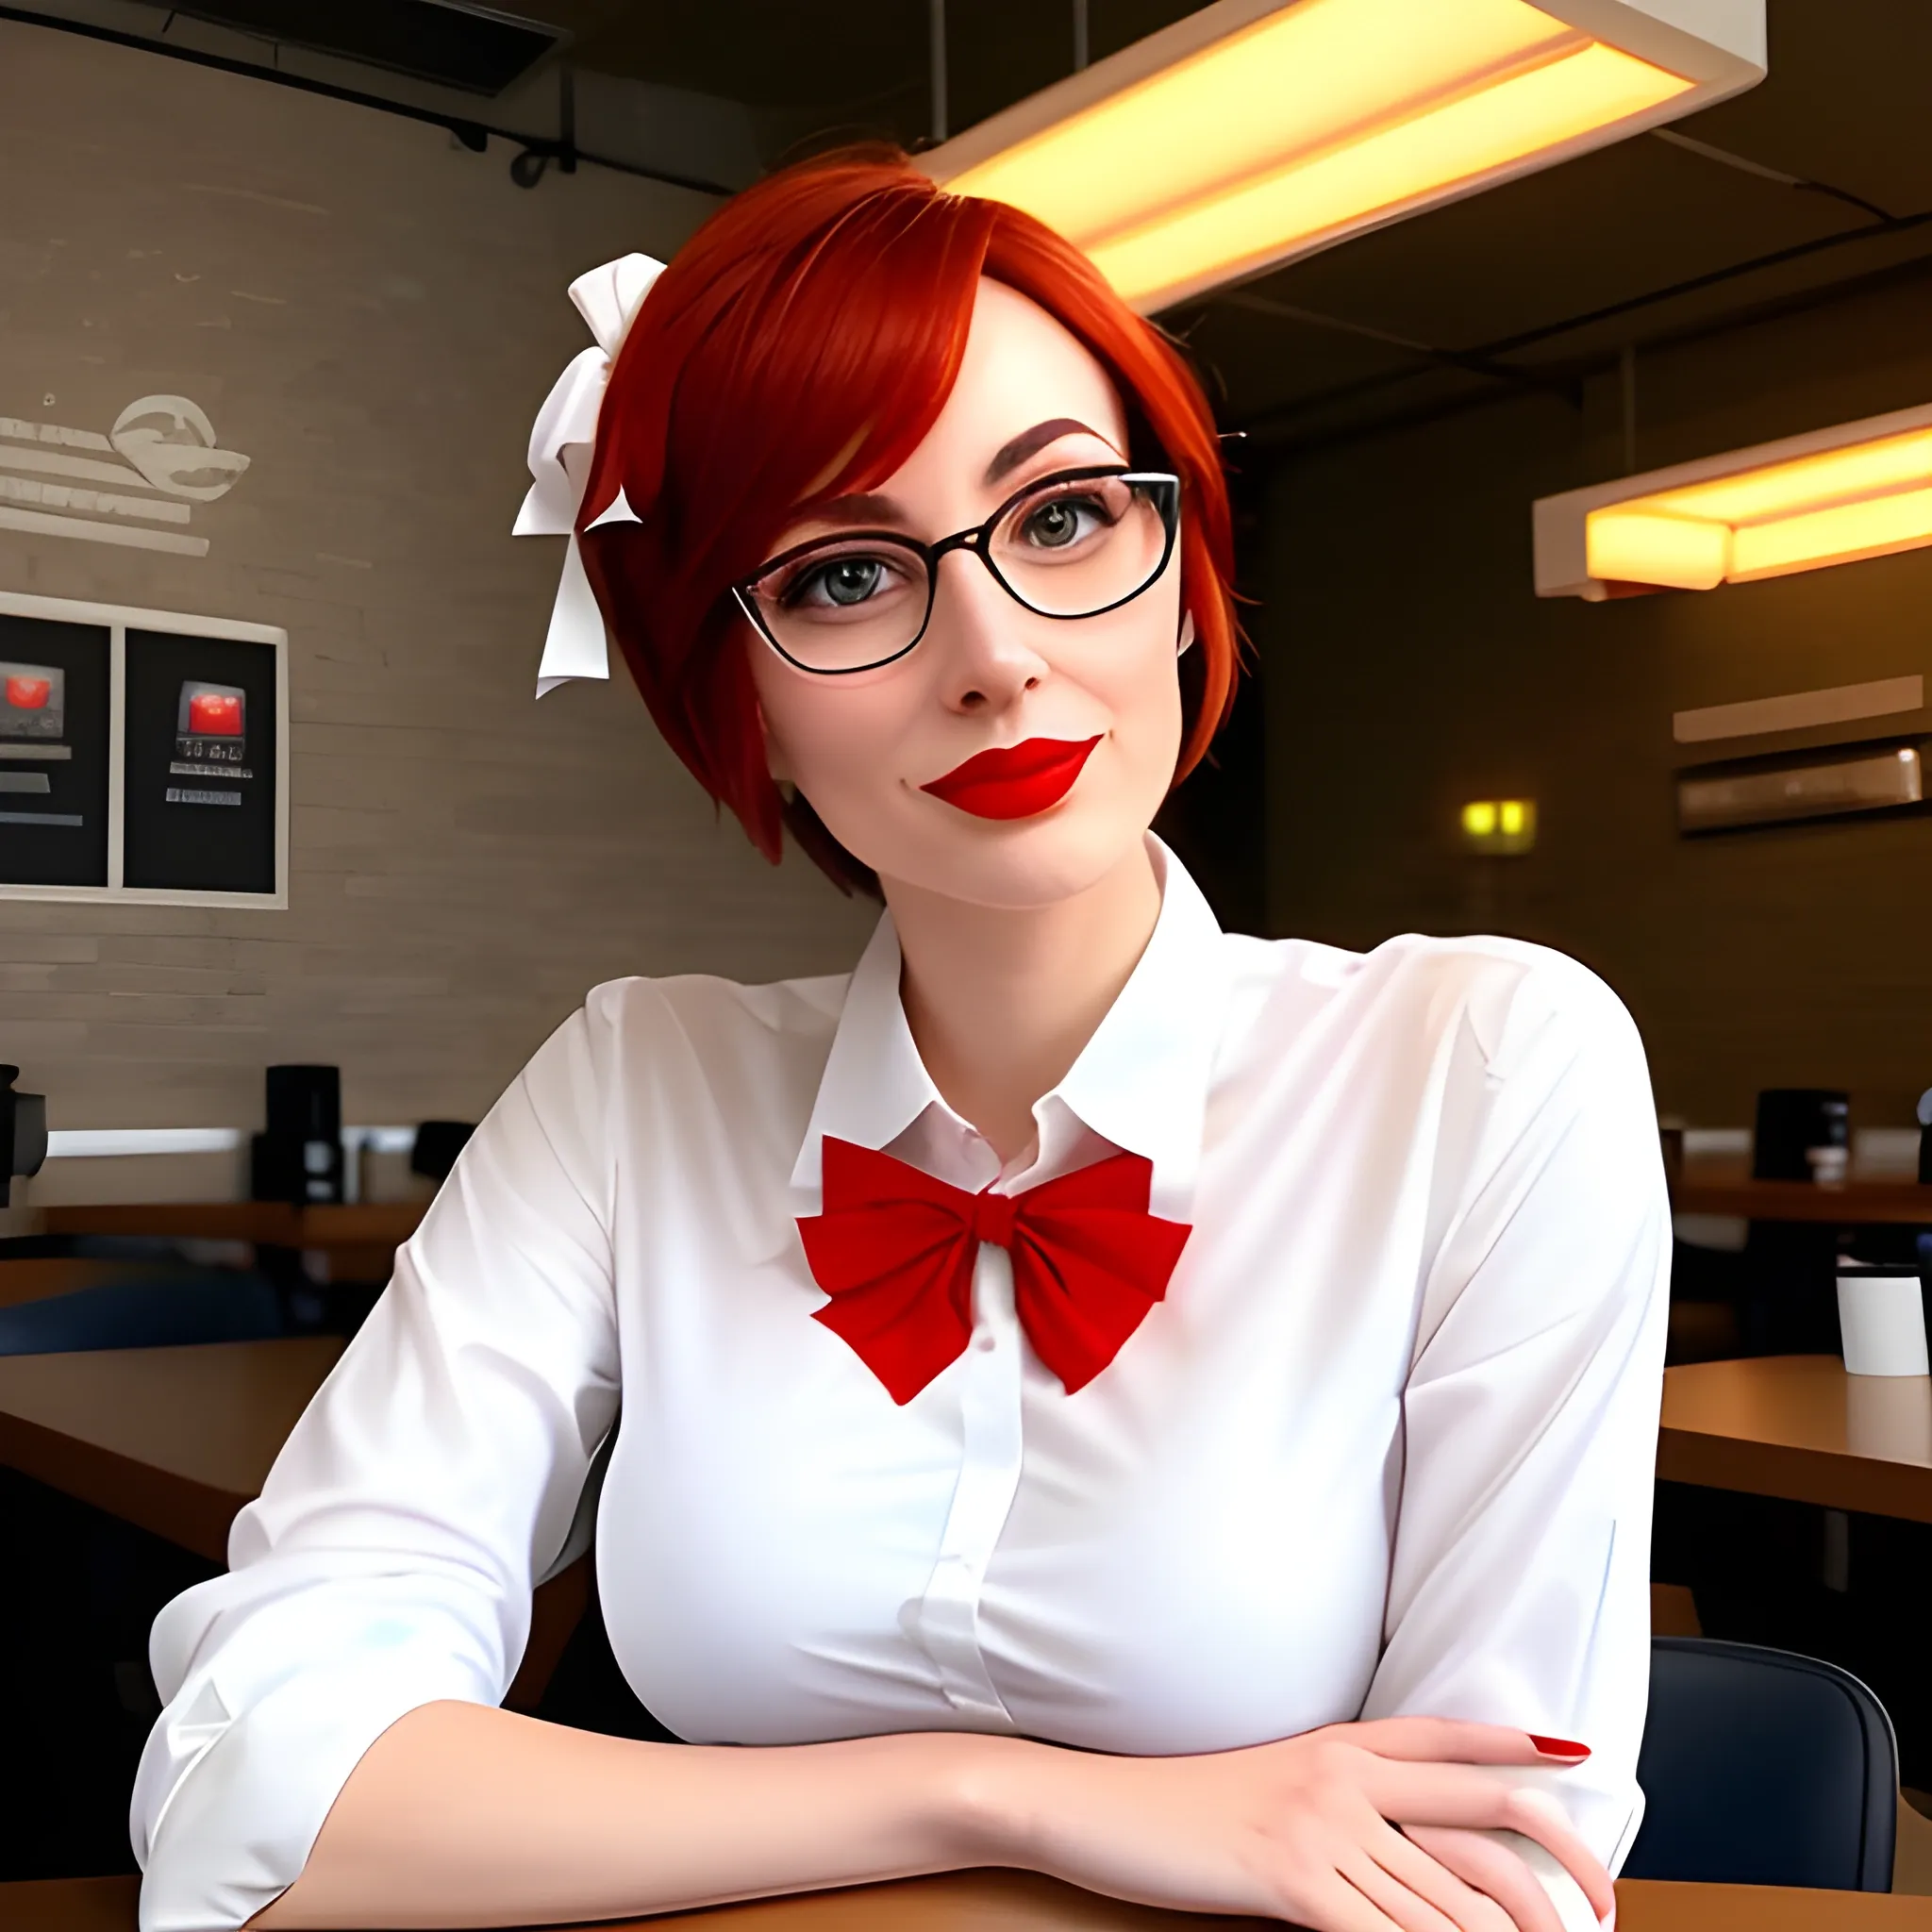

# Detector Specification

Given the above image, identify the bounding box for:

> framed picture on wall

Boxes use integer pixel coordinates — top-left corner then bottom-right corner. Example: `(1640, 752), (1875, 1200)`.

(0, 608), (111, 890)
(0, 591), (288, 907)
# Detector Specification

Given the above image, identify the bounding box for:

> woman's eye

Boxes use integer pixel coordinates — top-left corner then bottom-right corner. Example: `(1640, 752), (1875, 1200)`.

(788, 556), (893, 609)
(1020, 493), (1108, 550)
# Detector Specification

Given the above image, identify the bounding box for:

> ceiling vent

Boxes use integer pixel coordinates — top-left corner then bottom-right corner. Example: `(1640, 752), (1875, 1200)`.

(139, 0), (566, 96)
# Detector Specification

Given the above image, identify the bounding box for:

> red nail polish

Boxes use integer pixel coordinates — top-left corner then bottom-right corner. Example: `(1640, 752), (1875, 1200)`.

(1529, 1734), (1591, 1759)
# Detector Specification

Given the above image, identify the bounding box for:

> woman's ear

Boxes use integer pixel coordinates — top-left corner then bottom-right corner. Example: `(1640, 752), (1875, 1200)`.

(1177, 609), (1197, 658)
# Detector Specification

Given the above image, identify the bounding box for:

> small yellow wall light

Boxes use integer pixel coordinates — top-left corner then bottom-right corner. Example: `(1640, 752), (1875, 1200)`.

(1462, 798), (1538, 853)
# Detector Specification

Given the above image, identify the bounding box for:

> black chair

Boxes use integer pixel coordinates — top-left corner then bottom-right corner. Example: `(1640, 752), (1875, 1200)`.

(1624, 1636), (1897, 1890)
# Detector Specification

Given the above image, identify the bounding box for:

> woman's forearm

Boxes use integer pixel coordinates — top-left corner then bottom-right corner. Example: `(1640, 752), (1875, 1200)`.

(252, 1699), (1030, 1929)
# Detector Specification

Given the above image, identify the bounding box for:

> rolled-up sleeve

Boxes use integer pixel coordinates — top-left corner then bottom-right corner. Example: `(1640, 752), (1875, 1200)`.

(1361, 952), (1670, 1873)
(133, 1003), (622, 1931)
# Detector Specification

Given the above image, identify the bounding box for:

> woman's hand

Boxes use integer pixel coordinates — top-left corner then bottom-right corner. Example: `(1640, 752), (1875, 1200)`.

(972, 1717), (1614, 1932)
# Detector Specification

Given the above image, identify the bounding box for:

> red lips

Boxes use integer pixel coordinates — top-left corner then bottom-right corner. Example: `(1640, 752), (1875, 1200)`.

(920, 736), (1101, 820)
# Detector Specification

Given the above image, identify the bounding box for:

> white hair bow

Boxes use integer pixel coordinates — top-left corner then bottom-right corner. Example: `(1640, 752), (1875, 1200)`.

(513, 252), (665, 697)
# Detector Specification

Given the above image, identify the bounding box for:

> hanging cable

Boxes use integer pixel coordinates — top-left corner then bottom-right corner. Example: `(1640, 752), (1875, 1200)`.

(928, 0), (947, 143)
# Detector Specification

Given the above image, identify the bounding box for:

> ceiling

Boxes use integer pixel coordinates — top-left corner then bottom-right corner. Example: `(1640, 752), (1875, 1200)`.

(12, 0), (1932, 450)
(1177, 0), (1932, 451)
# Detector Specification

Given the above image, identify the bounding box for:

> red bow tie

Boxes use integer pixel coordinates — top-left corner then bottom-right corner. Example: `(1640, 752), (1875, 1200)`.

(796, 1137), (1191, 1404)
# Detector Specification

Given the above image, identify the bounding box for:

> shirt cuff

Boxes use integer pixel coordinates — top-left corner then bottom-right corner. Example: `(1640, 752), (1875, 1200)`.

(137, 1640), (493, 1932)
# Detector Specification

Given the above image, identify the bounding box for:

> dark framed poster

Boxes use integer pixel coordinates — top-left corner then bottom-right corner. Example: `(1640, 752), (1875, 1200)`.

(124, 628), (279, 896)
(0, 610), (110, 889)
(0, 592), (287, 908)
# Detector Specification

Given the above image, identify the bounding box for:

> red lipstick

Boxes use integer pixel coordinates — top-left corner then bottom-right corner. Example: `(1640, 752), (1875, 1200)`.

(920, 736), (1102, 821)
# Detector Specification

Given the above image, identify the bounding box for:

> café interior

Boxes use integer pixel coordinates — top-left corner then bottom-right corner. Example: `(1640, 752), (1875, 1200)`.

(4, 1), (1932, 1926)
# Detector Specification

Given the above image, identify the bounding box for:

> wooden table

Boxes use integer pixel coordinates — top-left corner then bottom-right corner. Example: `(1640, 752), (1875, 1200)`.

(36, 1201), (428, 1288)
(8, 1871), (1931, 1930)
(0, 1333), (584, 1707)
(0, 1337), (346, 1561)
(1673, 1159), (1932, 1225)
(38, 1203), (426, 1246)
(1659, 1355), (1932, 1523)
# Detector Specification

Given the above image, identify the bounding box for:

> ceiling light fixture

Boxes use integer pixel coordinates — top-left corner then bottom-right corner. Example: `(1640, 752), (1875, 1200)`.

(922, 0), (1764, 313)
(1535, 401), (1932, 598)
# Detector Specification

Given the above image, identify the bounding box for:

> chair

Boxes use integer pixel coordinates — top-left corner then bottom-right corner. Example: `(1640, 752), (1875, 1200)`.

(0, 1272), (286, 1356)
(1623, 1635), (1897, 1890)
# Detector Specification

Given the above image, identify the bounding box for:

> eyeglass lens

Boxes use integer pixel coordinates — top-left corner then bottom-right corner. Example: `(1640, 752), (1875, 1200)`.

(744, 472), (1175, 675)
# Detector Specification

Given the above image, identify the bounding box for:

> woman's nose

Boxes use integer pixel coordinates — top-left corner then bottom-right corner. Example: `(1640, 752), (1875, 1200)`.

(928, 549), (1049, 713)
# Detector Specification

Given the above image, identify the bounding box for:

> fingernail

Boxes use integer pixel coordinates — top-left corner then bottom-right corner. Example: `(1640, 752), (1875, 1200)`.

(1528, 1734), (1591, 1760)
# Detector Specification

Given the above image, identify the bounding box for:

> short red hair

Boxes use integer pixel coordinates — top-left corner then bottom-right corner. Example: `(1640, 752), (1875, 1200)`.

(578, 147), (1240, 891)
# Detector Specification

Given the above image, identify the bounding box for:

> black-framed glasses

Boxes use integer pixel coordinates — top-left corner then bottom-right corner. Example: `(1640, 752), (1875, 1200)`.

(732, 467), (1181, 676)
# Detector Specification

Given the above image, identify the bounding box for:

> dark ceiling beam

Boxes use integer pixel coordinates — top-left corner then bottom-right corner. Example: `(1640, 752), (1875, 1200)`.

(1237, 201), (1932, 452)
(1244, 242), (1932, 461)
(0, 4), (739, 196)
(1208, 291), (1582, 406)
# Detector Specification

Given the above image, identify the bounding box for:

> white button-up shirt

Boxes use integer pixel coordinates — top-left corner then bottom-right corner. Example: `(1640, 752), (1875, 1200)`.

(133, 840), (1669, 1930)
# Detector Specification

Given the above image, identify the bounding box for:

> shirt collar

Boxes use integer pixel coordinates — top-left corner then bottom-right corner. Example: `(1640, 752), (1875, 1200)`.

(791, 836), (1226, 1221)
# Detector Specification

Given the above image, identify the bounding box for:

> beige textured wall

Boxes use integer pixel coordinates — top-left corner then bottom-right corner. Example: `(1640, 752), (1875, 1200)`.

(1260, 261), (1932, 1131)
(0, 20), (876, 1177)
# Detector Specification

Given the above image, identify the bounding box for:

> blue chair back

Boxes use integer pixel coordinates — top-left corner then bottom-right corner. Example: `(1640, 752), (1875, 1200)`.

(0, 1273), (285, 1356)
(1624, 1635), (1896, 1890)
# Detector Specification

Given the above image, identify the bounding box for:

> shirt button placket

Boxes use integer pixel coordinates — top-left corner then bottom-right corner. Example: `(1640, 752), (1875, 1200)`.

(911, 1234), (1024, 1726)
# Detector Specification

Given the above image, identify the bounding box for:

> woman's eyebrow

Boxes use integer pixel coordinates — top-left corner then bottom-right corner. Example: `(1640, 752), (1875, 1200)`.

(792, 491), (904, 531)
(982, 417), (1113, 486)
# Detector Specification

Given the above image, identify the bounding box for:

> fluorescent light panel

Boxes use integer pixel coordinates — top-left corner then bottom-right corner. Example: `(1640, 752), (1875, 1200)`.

(1536, 403), (1932, 599)
(924, 0), (1765, 311)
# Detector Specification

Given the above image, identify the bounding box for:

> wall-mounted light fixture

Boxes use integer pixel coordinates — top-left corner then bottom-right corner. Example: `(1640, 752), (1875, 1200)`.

(1461, 798), (1539, 853)
(922, 0), (1764, 313)
(1535, 400), (1932, 599)
(1677, 745), (1923, 833)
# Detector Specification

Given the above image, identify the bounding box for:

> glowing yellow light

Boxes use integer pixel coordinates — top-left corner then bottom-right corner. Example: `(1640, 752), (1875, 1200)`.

(1729, 483), (1932, 582)
(1091, 45), (1688, 304)
(1578, 422), (1932, 591)
(1645, 426), (1932, 525)
(943, 0), (1692, 309)
(1462, 798), (1537, 849)
(1586, 508), (1728, 590)
(954, 0), (1573, 248)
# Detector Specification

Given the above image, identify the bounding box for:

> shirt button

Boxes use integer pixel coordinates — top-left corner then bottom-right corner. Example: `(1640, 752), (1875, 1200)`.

(974, 1330), (997, 1351)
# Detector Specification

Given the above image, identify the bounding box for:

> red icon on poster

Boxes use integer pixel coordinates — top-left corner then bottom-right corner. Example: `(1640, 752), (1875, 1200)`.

(188, 690), (243, 736)
(5, 675), (50, 710)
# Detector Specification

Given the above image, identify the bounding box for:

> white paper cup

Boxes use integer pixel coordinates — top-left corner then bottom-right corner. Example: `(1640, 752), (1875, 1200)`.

(1837, 1267), (1930, 1376)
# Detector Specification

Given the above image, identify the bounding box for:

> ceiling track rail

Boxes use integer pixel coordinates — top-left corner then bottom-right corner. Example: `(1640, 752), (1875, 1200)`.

(0, 3), (738, 198)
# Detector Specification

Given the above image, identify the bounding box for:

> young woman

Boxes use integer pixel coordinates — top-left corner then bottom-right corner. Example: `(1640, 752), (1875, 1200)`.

(134, 152), (1667, 1932)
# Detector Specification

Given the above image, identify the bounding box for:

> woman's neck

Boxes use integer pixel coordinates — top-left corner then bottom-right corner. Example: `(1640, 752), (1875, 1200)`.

(882, 840), (1163, 1164)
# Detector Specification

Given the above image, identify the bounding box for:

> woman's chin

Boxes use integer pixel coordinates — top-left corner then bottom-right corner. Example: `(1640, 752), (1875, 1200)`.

(866, 800), (1158, 913)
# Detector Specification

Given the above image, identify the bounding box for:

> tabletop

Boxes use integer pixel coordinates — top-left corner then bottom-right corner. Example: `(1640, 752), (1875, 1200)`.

(0, 1335), (345, 1561)
(1658, 1354), (1932, 1523)
(9, 1871), (1932, 1931)
(0, 1330), (587, 1707)
(38, 1202), (426, 1246)
(1672, 1158), (1932, 1225)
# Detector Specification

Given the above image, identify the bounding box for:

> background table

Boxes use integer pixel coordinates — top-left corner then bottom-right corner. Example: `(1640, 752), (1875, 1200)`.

(1659, 1355), (1932, 1523)
(0, 1336), (586, 1707)
(1672, 1158), (1932, 1226)
(35, 1200), (426, 1289)
(0, 1337), (345, 1560)
(10, 1871), (1932, 1930)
